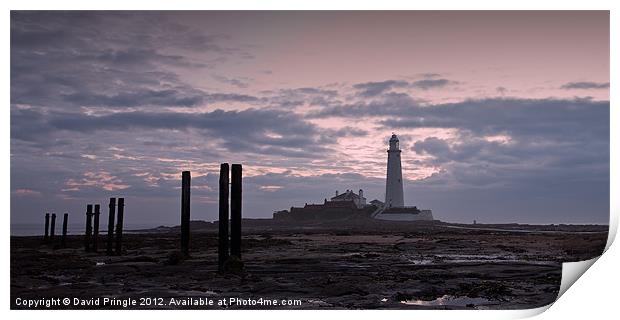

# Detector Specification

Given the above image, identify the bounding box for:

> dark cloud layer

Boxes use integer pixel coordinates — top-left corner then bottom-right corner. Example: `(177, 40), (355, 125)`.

(561, 81), (610, 90)
(353, 80), (409, 97)
(411, 78), (454, 89)
(353, 78), (456, 97)
(13, 107), (334, 158)
(311, 95), (608, 141)
(11, 11), (250, 112)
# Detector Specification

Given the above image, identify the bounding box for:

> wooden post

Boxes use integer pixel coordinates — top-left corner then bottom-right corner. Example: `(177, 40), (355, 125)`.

(50, 213), (56, 242)
(230, 164), (242, 259)
(85, 205), (93, 252)
(61, 213), (68, 248)
(44, 213), (50, 242)
(218, 163), (230, 271)
(115, 198), (124, 255)
(92, 204), (100, 252)
(181, 171), (191, 256)
(107, 198), (116, 255)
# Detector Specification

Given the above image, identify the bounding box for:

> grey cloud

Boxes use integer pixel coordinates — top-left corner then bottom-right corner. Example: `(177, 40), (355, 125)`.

(407, 132), (608, 223)
(312, 94), (608, 142)
(413, 137), (453, 159)
(11, 11), (250, 111)
(378, 98), (609, 140)
(333, 127), (369, 137)
(266, 87), (341, 110)
(411, 78), (454, 90)
(309, 92), (424, 118)
(353, 78), (456, 97)
(212, 75), (252, 88)
(62, 89), (205, 108)
(60, 89), (259, 109)
(14, 108), (333, 158)
(87, 48), (208, 69)
(11, 11), (237, 54)
(353, 80), (409, 97)
(561, 81), (610, 90)
(206, 93), (259, 103)
(419, 73), (442, 79)
(411, 129), (608, 190)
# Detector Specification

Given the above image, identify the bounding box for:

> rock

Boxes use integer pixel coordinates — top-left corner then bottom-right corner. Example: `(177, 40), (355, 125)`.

(164, 250), (187, 265)
(322, 283), (368, 297)
(393, 291), (414, 301)
(223, 255), (245, 274)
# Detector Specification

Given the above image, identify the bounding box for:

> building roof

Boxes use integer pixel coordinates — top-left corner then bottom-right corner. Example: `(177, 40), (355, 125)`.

(331, 191), (365, 201)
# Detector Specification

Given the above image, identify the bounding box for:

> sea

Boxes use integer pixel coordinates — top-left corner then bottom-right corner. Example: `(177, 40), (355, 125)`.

(10, 223), (164, 236)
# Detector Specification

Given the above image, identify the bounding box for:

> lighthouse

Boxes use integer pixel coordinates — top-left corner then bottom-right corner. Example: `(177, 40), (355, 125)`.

(374, 133), (434, 221)
(385, 134), (404, 208)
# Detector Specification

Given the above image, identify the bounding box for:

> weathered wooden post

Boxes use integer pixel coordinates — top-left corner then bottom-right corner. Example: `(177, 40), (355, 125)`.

(44, 213), (50, 242)
(230, 164), (242, 259)
(107, 198), (116, 255)
(92, 204), (100, 252)
(50, 213), (56, 242)
(218, 163), (230, 271)
(61, 213), (68, 248)
(85, 204), (93, 252)
(181, 171), (191, 256)
(115, 198), (124, 255)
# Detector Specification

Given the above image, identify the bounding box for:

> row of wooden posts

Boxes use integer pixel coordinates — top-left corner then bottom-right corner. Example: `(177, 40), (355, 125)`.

(83, 198), (125, 255)
(43, 212), (69, 247)
(43, 198), (125, 255)
(42, 163), (243, 270)
(181, 163), (243, 270)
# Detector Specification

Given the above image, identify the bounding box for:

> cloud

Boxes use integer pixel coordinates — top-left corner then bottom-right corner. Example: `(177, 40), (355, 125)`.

(418, 73), (442, 79)
(410, 78), (454, 90)
(12, 189), (42, 197)
(378, 97), (609, 141)
(266, 87), (341, 110)
(11, 11), (251, 112)
(62, 89), (205, 108)
(353, 80), (409, 97)
(353, 78), (457, 97)
(561, 81), (610, 90)
(310, 92), (424, 118)
(13, 107), (335, 159)
(66, 171), (130, 192)
(309, 93), (608, 143)
(212, 75), (252, 88)
(413, 137), (453, 159)
(406, 128), (608, 223)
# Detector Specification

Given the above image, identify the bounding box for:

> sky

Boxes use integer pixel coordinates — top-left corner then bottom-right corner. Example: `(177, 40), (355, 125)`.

(10, 11), (610, 226)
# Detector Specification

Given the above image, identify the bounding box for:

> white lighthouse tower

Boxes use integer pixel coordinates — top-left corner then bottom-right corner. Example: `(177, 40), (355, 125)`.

(385, 133), (404, 208)
(374, 133), (434, 221)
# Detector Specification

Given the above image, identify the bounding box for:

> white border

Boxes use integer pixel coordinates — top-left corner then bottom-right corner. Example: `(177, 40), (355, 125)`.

(2, 1), (617, 319)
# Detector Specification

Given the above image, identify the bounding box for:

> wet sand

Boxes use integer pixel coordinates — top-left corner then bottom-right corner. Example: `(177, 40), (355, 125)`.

(11, 221), (608, 310)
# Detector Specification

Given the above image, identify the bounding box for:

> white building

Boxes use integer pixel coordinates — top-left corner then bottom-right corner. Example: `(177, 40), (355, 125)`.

(331, 189), (366, 209)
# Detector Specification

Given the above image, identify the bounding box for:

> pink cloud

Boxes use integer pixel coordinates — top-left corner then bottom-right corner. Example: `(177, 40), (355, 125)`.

(13, 189), (41, 197)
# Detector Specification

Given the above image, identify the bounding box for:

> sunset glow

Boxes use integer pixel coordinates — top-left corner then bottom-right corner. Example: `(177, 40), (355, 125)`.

(11, 11), (610, 225)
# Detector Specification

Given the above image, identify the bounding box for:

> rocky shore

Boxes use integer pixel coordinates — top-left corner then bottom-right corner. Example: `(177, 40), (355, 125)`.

(11, 221), (608, 310)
